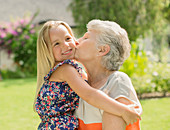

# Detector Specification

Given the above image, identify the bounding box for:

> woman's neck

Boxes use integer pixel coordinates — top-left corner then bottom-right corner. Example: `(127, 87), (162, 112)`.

(84, 61), (114, 89)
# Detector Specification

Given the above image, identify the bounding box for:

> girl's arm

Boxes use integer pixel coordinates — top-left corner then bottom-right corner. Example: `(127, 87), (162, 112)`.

(50, 64), (141, 125)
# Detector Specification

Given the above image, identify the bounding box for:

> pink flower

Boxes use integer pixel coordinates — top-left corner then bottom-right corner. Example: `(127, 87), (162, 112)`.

(24, 35), (30, 39)
(0, 32), (6, 38)
(11, 30), (18, 36)
(20, 19), (25, 25)
(30, 24), (34, 28)
(7, 40), (12, 44)
(30, 29), (35, 34)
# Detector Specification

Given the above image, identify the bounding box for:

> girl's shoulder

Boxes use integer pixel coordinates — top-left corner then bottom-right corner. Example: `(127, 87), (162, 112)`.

(44, 59), (83, 81)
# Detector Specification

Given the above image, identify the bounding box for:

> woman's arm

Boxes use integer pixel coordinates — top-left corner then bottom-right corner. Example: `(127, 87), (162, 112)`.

(102, 97), (140, 130)
(50, 64), (141, 125)
(102, 111), (126, 130)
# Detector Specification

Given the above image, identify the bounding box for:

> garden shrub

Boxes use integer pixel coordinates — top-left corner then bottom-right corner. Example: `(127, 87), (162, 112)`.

(120, 42), (170, 96)
(1, 67), (26, 79)
(0, 14), (38, 78)
(150, 62), (170, 96)
(120, 42), (148, 77)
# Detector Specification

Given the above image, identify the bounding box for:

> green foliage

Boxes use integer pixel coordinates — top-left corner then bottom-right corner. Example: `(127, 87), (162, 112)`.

(119, 41), (170, 96)
(69, 0), (168, 41)
(131, 62), (170, 96)
(120, 42), (151, 96)
(162, 0), (170, 21)
(0, 13), (38, 77)
(124, 61), (170, 97)
(120, 42), (148, 77)
(132, 75), (153, 97)
(1, 67), (34, 79)
(151, 63), (170, 95)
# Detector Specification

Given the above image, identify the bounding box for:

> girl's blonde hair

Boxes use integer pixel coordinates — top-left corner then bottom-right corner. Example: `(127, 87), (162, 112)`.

(33, 21), (74, 110)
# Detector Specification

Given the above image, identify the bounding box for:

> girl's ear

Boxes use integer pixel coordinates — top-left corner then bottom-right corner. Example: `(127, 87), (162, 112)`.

(97, 45), (110, 56)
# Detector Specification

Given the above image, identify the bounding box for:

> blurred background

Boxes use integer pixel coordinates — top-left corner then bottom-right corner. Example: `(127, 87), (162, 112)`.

(0, 0), (170, 130)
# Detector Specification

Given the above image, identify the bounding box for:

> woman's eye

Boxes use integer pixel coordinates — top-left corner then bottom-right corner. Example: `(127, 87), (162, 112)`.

(54, 42), (59, 46)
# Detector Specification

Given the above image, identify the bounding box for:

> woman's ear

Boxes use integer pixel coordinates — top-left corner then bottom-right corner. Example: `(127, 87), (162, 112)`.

(98, 45), (110, 56)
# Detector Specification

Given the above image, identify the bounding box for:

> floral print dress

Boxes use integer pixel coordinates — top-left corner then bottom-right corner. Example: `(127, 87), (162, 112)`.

(35, 60), (83, 130)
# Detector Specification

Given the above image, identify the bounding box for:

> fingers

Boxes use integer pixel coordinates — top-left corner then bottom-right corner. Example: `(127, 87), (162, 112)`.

(127, 118), (139, 126)
(138, 114), (142, 120)
(127, 104), (139, 109)
(123, 104), (142, 126)
(135, 107), (142, 115)
(128, 104), (142, 115)
(126, 114), (141, 126)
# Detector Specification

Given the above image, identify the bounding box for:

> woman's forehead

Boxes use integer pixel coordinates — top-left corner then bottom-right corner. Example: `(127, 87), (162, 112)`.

(87, 30), (98, 37)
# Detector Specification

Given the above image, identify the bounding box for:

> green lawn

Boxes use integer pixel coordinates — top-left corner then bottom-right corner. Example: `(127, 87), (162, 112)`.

(0, 78), (170, 130)
(0, 78), (40, 130)
(140, 98), (170, 130)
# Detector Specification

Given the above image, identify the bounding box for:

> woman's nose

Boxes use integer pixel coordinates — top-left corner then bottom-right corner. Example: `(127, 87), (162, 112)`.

(75, 40), (79, 46)
(77, 38), (82, 43)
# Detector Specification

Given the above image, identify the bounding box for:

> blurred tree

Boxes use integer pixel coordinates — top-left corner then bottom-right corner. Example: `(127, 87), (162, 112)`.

(69, 0), (169, 42)
(162, 0), (170, 22)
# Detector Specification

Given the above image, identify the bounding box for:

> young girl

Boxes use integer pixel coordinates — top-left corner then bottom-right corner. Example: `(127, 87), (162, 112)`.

(34, 21), (141, 130)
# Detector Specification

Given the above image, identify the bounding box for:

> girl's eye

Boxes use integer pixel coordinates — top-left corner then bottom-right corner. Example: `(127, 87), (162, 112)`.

(66, 37), (71, 41)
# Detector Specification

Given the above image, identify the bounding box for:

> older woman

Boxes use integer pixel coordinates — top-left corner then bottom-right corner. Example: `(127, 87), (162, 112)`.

(75, 20), (142, 130)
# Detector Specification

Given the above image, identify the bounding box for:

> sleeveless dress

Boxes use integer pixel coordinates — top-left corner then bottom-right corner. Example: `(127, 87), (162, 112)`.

(35, 60), (83, 130)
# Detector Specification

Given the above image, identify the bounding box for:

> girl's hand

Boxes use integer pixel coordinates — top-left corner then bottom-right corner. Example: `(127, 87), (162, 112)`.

(121, 104), (141, 125)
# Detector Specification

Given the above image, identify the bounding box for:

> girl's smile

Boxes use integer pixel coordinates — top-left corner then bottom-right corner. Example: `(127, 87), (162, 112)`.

(62, 49), (73, 55)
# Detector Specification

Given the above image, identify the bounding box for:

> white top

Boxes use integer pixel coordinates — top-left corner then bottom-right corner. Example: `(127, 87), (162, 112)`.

(75, 71), (142, 124)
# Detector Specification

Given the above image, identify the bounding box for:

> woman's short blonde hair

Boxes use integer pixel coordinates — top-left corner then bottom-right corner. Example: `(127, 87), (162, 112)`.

(34, 21), (74, 109)
(87, 19), (131, 71)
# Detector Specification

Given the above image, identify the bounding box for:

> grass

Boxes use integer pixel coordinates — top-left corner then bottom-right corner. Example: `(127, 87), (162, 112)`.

(0, 78), (40, 130)
(140, 98), (170, 130)
(0, 78), (170, 130)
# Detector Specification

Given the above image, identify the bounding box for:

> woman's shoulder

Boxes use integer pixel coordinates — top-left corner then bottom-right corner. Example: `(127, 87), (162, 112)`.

(114, 71), (131, 80)
(107, 71), (132, 86)
(115, 71), (129, 77)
